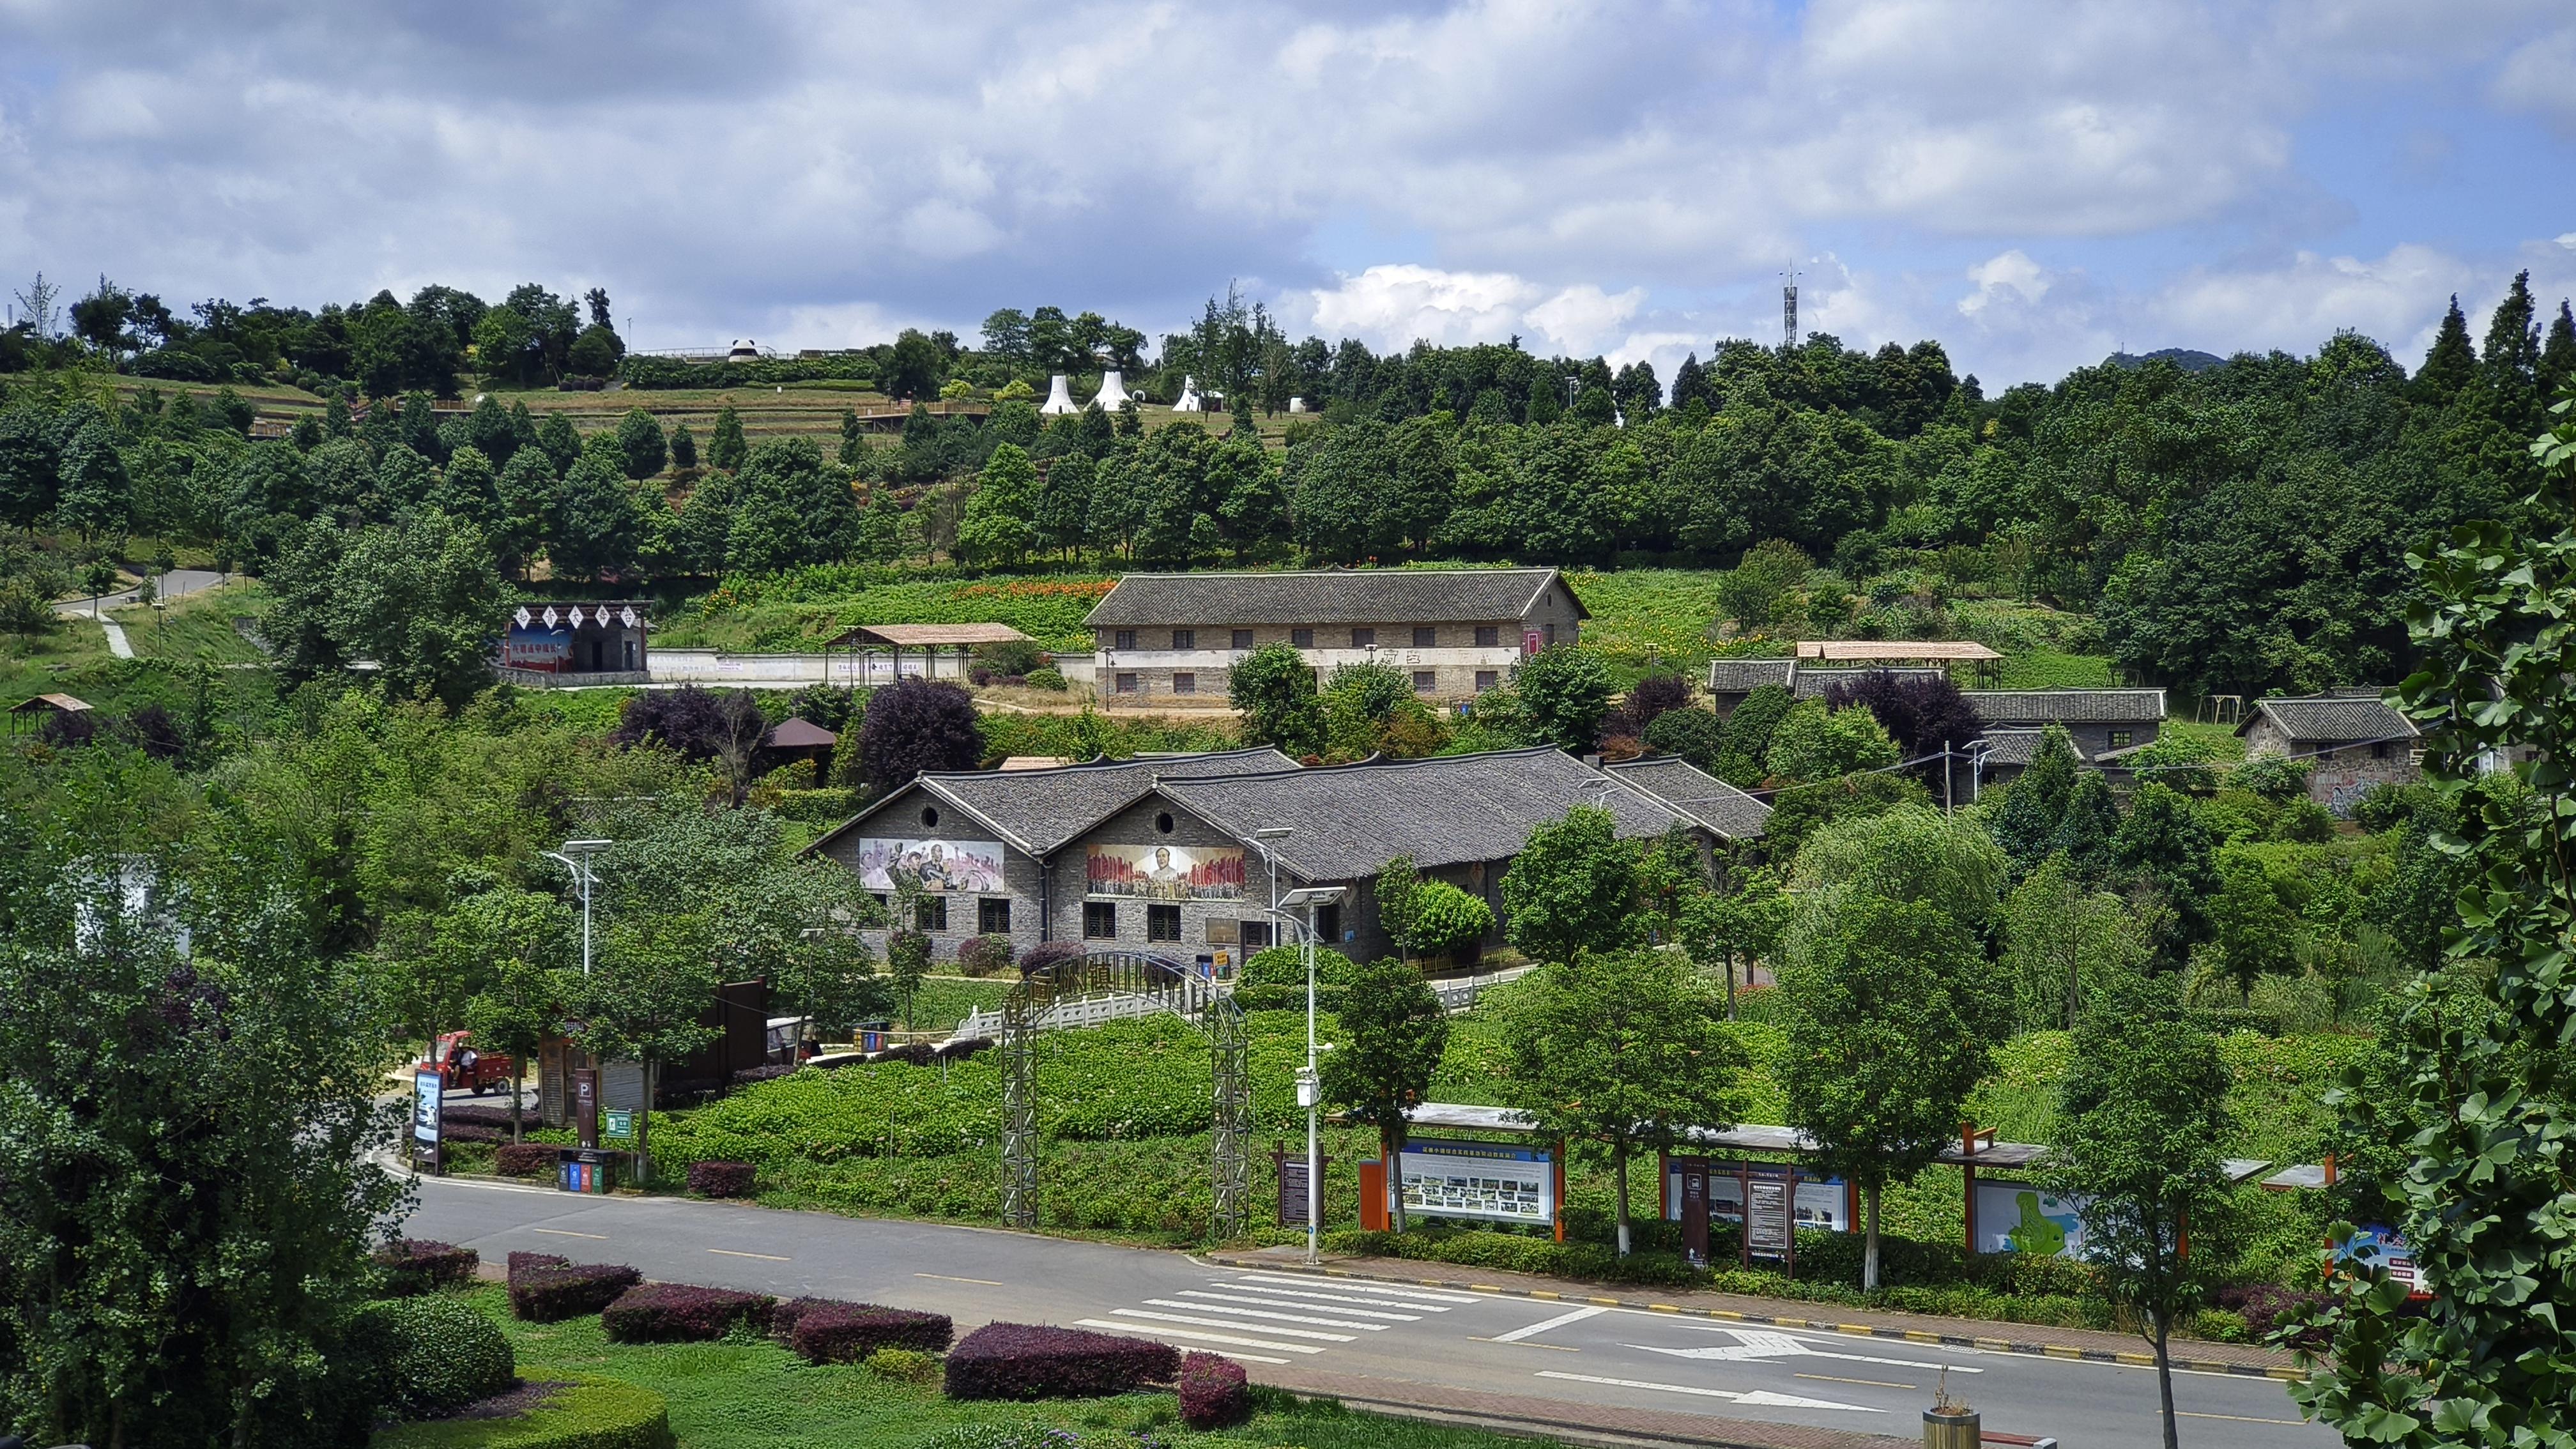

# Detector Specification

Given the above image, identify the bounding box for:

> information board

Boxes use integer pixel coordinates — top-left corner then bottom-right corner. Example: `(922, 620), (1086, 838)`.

(602, 1110), (633, 1140)
(1400, 1138), (1554, 1226)
(1972, 1178), (2090, 1258)
(412, 1068), (442, 1144)
(1665, 1161), (1853, 1233)
(1745, 1174), (1793, 1259)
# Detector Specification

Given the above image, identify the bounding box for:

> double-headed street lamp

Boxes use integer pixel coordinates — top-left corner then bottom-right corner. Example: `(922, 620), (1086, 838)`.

(1275, 883), (1346, 1266)
(542, 839), (611, 975)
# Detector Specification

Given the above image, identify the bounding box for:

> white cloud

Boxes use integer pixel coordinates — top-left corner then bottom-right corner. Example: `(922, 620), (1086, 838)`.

(2493, 26), (2576, 132)
(1307, 265), (1543, 349)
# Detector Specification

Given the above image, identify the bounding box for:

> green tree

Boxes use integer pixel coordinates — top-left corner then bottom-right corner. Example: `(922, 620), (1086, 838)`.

(1228, 641), (1325, 756)
(2112, 783), (2220, 969)
(959, 442), (1041, 565)
(573, 910), (719, 1182)
(324, 510), (511, 706)
(2209, 844), (2298, 996)
(1713, 682), (1791, 786)
(1763, 698), (1900, 783)
(668, 420), (698, 470)
(450, 889), (576, 1139)
(1374, 854), (1422, 962)
(1321, 956), (1450, 1230)
(1500, 804), (1641, 964)
(1989, 724), (2080, 877)
(2050, 973), (2234, 1449)
(708, 402), (747, 471)
(882, 328), (947, 401)
(2001, 856), (2145, 1031)
(1778, 893), (2000, 1289)
(1405, 880), (1495, 961)
(548, 452), (646, 581)
(614, 406), (667, 480)
(1788, 803), (2007, 934)
(1678, 863), (1790, 1017)
(1503, 949), (1747, 1254)
(838, 406), (864, 466)
(1514, 645), (1615, 753)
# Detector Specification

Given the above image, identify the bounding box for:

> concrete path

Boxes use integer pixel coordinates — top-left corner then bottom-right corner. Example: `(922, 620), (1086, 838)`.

(99, 618), (133, 659)
(54, 567), (228, 617)
(397, 1176), (2329, 1449)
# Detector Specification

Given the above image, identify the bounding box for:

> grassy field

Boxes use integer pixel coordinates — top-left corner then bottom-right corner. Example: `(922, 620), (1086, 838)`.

(455, 1284), (1552, 1449)
(111, 579), (274, 664)
(657, 575), (1116, 653)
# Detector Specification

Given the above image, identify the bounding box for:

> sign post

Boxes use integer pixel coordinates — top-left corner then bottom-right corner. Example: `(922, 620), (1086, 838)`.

(411, 1066), (444, 1176)
(1274, 1144), (1333, 1227)
(574, 1068), (600, 1150)
(1678, 1156), (1710, 1266)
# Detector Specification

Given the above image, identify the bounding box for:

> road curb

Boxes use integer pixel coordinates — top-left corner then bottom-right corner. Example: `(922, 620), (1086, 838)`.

(1205, 1253), (2299, 1383)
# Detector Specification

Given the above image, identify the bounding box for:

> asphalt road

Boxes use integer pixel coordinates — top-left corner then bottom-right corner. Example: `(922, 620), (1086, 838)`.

(399, 1176), (2331, 1449)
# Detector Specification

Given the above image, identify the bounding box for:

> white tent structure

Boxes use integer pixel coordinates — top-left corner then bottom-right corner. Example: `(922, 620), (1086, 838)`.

(1039, 374), (1077, 415)
(1287, 397), (1307, 413)
(1172, 374), (1204, 411)
(1092, 369), (1133, 411)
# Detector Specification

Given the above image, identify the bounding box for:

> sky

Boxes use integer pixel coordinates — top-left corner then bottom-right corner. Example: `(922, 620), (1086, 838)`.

(1, 0), (2573, 388)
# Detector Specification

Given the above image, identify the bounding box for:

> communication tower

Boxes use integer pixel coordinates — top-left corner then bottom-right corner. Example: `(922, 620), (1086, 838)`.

(1781, 264), (1800, 349)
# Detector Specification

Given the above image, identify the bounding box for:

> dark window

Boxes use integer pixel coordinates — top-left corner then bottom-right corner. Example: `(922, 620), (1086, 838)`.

(1542, 623), (1556, 646)
(1172, 671), (1196, 694)
(1242, 919), (1274, 950)
(1412, 671), (1435, 694)
(1351, 628), (1375, 648)
(1475, 670), (1499, 693)
(1231, 629), (1254, 649)
(1172, 629), (1195, 649)
(873, 893), (889, 912)
(916, 896), (947, 932)
(1291, 628), (1314, 648)
(978, 897), (1011, 935)
(1114, 630), (1137, 650)
(2372, 741), (2391, 760)
(1084, 901), (1118, 939)
(1413, 627), (1436, 647)
(1155, 811), (1176, 834)
(2108, 730), (2133, 749)
(1147, 903), (1181, 942)
(1315, 903), (1342, 943)
(920, 806), (940, 826)
(1475, 625), (1500, 648)
(1115, 672), (1139, 694)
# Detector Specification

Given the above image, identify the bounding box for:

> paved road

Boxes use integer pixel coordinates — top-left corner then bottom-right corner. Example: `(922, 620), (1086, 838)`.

(54, 567), (229, 617)
(399, 1177), (2330, 1449)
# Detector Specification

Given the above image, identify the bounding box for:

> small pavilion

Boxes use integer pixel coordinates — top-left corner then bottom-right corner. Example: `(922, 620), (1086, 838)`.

(825, 623), (1036, 688)
(8, 693), (93, 736)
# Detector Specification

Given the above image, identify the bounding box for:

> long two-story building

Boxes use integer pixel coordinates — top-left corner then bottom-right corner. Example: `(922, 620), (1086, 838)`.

(1082, 568), (1587, 703)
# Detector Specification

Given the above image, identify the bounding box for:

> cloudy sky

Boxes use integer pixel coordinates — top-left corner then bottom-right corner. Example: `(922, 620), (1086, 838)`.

(2, 0), (2572, 387)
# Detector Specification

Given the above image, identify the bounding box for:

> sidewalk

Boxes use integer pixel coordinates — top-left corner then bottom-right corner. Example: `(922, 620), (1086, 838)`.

(1250, 1365), (1908, 1449)
(1208, 1245), (2301, 1383)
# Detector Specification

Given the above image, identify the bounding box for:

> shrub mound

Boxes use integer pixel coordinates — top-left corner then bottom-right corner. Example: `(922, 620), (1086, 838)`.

(353, 1294), (516, 1418)
(376, 1238), (480, 1296)
(2219, 1284), (2334, 1350)
(441, 1103), (519, 1131)
(496, 1143), (557, 1177)
(942, 1322), (1179, 1400)
(686, 1160), (756, 1198)
(441, 1123), (504, 1146)
(787, 1301), (954, 1365)
(507, 1252), (643, 1323)
(601, 1284), (774, 1343)
(1177, 1351), (1250, 1429)
(369, 1370), (674, 1449)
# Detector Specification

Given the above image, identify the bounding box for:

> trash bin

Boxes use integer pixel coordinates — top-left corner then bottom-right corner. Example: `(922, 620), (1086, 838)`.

(558, 1147), (620, 1195)
(1922, 1406), (1979, 1449)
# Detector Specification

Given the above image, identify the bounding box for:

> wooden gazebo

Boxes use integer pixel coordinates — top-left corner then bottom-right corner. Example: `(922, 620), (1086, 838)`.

(825, 623), (1035, 688)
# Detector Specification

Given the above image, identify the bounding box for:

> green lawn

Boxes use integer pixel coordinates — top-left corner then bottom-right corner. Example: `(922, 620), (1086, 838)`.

(111, 579), (273, 664)
(450, 1284), (1558, 1449)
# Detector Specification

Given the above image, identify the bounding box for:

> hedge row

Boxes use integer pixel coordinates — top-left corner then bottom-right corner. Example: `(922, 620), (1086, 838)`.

(441, 1104), (519, 1131)
(785, 1301), (954, 1365)
(507, 1252), (643, 1323)
(1177, 1352), (1251, 1430)
(375, 1238), (480, 1296)
(498, 1143), (558, 1177)
(620, 355), (875, 389)
(601, 1284), (773, 1344)
(370, 1371), (675, 1449)
(942, 1322), (1178, 1401)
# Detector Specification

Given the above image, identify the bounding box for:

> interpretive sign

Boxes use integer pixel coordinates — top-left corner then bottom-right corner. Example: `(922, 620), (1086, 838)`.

(1400, 1138), (1554, 1226)
(1973, 1178), (2090, 1258)
(1666, 1160), (1853, 1233)
(1273, 1148), (1331, 1226)
(855, 838), (1007, 893)
(500, 620), (575, 673)
(1086, 843), (1245, 901)
(602, 1109), (633, 1140)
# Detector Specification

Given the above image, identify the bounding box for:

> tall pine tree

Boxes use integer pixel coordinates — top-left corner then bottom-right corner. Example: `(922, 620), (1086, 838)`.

(2539, 300), (2576, 406)
(2414, 295), (2476, 406)
(2480, 270), (2542, 429)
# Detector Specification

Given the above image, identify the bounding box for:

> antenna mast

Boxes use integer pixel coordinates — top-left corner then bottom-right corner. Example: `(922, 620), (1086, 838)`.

(1781, 263), (1800, 350)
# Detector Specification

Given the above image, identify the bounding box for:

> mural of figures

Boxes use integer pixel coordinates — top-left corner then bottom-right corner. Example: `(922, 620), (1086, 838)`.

(1086, 843), (1245, 901)
(854, 838), (1008, 894)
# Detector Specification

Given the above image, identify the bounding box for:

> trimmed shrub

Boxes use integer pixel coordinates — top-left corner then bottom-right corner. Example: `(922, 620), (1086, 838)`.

(2218, 1284), (2334, 1351)
(768, 1296), (845, 1343)
(375, 1238), (480, 1296)
(687, 1160), (756, 1198)
(441, 1104), (518, 1131)
(865, 1347), (943, 1383)
(601, 1284), (774, 1343)
(733, 1062), (797, 1085)
(507, 1252), (643, 1323)
(370, 1371), (675, 1449)
(942, 1322), (1179, 1400)
(497, 1143), (558, 1177)
(957, 933), (1016, 977)
(876, 1041), (937, 1066)
(1016, 939), (1087, 976)
(351, 1294), (516, 1417)
(440, 1123), (503, 1146)
(1177, 1351), (1251, 1430)
(790, 1303), (954, 1365)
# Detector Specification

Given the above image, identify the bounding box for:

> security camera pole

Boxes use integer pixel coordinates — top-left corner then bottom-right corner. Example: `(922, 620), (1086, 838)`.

(1279, 884), (1346, 1265)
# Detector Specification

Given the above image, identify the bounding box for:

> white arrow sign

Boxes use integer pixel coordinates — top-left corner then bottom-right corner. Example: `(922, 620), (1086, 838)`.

(1537, 1370), (1880, 1413)
(1629, 1326), (1980, 1374)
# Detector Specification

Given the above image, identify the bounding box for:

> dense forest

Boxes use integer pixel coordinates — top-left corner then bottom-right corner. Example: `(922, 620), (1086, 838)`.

(6, 268), (2575, 696)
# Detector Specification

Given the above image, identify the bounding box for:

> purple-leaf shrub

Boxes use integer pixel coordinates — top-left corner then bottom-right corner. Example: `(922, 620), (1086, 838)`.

(942, 1322), (1180, 1400)
(601, 1283), (775, 1343)
(495, 1143), (556, 1177)
(788, 1304), (955, 1365)
(1177, 1351), (1251, 1429)
(687, 1160), (756, 1198)
(373, 1238), (479, 1296)
(506, 1252), (643, 1322)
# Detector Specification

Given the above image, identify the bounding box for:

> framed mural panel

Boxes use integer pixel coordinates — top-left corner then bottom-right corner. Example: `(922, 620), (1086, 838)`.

(1399, 1138), (1554, 1226)
(1085, 843), (1245, 901)
(1972, 1178), (2090, 1258)
(500, 620), (575, 673)
(854, 838), (1008, 894)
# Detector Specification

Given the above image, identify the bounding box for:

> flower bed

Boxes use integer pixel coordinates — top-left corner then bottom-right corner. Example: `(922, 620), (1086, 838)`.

(601, 1284), (774, 1343)
(942, 1322), (1178, 1401)
(507, 1251), (643, 1323)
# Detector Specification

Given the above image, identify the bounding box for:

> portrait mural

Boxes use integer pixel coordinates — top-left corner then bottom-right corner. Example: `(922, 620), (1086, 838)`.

(1085, 843), (1245, 901)
(854, 838), (1008, 894)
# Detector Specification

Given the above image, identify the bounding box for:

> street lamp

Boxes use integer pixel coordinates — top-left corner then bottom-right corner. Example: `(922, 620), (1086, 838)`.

(1276, 884), (1346, 1266)
(542, 840), (611, 974)
(1248, 828), (1292, 958)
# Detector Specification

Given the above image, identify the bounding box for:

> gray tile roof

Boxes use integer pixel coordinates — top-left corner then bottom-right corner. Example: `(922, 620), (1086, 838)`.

(2243, 694), (2418, 744)
(1793, 666), (1944, 699)
(1975, 728), (2088, 768)
(1084, 568), (1578, 628)
(809, 748), (1302, 859)
(1706, 658), (1797, 694)
(1604, 756), (1770, 839)
(1963, 688), (2167, 724)
(1156, 747), (1685, 880)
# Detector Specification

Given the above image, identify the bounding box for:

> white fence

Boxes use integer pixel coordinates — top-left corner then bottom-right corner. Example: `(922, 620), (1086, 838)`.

(942, 962), (1538, 1045)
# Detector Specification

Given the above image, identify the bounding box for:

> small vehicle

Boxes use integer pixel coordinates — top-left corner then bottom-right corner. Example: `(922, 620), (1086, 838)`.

(427, 1030), (516, 1094)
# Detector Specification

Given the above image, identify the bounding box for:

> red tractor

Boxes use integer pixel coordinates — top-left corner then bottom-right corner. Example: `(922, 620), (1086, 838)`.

(427, 1031), (516, 1095)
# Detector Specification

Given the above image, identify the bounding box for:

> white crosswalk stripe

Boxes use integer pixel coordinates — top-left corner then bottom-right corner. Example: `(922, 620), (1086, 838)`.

(1109, 1308), (1356, 1342)
(1143, 1297), (1390, 1330)
(1073, 1319), (1305, 1362)
(1208, 1282), (1444, 1314)
(1225, 1271), (1480, 1304)
(1180, 1288), (1422, 1320)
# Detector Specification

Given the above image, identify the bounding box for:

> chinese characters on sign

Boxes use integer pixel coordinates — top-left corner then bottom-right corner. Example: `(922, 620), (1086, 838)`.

(1399, 1138), (1554, 1225)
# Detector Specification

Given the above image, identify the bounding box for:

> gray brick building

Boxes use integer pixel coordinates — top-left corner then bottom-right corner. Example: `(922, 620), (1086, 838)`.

(2239, 691), (2421, 816)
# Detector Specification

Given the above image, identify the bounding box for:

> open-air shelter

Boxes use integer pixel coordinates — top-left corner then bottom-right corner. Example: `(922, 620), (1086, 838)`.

(825, 623), (1036, 688)
(8, 693), (93, 736)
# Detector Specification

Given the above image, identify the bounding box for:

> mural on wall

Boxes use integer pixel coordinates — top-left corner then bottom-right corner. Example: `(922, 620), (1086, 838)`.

(500, 622), (574, 673)
(1085, 843), (1246, 901)
(854, 838), (1008, 894)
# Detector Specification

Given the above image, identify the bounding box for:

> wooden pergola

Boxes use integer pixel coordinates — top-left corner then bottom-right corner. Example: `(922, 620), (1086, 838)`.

(824, 623), (1036, 688)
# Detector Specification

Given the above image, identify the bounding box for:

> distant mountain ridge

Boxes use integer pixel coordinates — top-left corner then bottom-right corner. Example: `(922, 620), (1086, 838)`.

(2102, 348), (2226, 373)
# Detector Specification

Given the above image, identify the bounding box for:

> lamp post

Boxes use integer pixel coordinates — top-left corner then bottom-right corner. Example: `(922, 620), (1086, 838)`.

(1250, 827), (1292, 957)
(542, 840), (611, 975)
(1278, 884), (1346, 1266)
